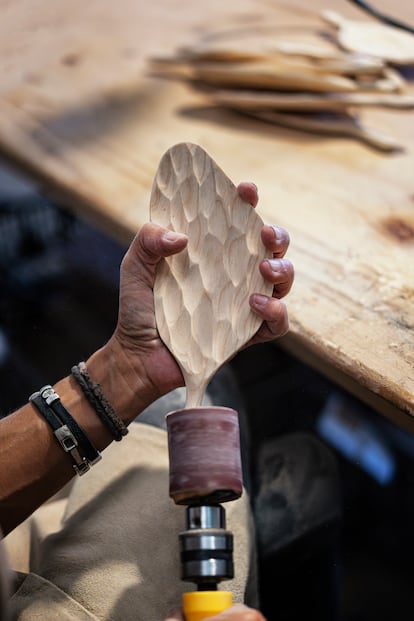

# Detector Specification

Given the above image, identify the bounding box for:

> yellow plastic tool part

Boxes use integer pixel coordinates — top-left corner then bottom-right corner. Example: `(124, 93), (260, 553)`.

(183, 591), (233, 620)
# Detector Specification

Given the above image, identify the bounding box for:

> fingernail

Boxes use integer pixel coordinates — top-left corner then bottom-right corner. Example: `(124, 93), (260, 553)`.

(163, 231), (187, 244)
(272, 225), (283, 244)
(268, 258), (288, 274)
(251, 293), (268, 308)
(272, 225), (285, 245)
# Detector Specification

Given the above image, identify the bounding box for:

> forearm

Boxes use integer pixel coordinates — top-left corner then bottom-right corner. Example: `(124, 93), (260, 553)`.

(0, 400), (73, 535)
(0, 340), (162, 536)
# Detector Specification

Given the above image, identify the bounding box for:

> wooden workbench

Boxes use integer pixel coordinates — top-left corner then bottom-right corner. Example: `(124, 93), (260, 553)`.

(0, 0), (413, 428)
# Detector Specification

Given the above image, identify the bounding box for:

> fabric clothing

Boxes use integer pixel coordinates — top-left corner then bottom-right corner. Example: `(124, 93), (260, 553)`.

(7, 423), (257, 621)
(4, 372), (341, 621)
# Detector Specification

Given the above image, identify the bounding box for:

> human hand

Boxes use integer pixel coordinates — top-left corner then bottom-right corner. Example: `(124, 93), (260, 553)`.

(164, 603), (267, 620)
(106, 183), (293, 421)
(237, 183), (293, 347)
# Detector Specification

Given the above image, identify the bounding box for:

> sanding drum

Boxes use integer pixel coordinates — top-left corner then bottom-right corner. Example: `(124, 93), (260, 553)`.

(167, 406), (243, 619)
(166, 406), (243, 505)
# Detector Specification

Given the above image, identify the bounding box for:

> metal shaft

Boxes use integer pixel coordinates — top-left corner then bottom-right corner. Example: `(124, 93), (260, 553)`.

(179, 505), (234, 589)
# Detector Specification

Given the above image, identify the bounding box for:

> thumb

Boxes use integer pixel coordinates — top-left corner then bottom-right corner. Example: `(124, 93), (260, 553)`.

(212, 604), (266, 619)
(121, 222), (188, 287)
(136, 222), (188, 265)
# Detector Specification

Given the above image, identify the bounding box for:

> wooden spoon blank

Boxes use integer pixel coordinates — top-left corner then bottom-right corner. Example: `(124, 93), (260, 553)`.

(244, 109), (402, 152)
(210, 89), (414, 111)
(178, 26), (350, 61)
(175, 46), (384, 77)
(151, 56), (402, 94)
(322, 10), (414, 64)
(150, 58), (359, 92)
(150, 143), (273, 408)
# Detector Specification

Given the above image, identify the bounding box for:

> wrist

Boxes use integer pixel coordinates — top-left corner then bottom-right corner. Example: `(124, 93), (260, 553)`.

(85, 337), (163, 427)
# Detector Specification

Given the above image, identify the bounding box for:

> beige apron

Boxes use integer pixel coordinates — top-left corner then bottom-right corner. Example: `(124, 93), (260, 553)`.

(6, 423), (256, 621)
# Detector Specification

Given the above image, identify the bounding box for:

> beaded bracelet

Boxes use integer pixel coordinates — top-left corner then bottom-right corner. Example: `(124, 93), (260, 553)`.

(71, 362), (128, 441)
(29, 385), (101, 475)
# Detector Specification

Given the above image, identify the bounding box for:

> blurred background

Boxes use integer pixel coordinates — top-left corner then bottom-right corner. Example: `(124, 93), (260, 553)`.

(1, 0), (414, 619)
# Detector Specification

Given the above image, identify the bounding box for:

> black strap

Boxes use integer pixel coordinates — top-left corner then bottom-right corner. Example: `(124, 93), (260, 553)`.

(29, 385), (101, 469)
(29, 387), (93, 475)
(30, 393), (61, 431)
(49, 397), (101, 465)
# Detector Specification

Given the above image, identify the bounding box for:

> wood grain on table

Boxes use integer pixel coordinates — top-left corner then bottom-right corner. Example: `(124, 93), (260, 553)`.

(0, 0), (413, 426)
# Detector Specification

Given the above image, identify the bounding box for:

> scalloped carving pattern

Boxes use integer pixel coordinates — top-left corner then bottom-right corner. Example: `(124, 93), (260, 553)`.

(150, 143), (273, 407)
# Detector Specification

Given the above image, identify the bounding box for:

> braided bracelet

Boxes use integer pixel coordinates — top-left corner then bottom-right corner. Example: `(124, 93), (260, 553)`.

(29, 385), (101, 475)
(71, 362), (128, 441)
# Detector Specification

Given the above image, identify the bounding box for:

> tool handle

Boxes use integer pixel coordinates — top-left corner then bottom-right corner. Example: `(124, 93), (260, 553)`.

(183, 591), (233, 621)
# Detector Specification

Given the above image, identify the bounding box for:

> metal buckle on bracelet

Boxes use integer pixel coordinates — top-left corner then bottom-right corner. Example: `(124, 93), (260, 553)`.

(54, 425), (91, 476)
(39, 385), (59, 406)
(29, 385), (94, 477)
(29, 384), (101, 476)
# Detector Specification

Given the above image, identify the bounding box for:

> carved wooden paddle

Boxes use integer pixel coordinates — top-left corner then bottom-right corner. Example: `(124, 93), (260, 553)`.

(150, 142), (273, 407)
(322, 10), (414, 64)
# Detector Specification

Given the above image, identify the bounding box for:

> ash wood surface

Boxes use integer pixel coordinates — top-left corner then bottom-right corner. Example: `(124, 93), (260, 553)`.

(150, 143), (273, 407)
(0, 0), (413, 424)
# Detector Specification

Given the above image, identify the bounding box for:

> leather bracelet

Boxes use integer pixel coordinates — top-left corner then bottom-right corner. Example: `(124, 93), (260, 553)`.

(48, 395), (102, 465)
(71, 363), (128, 441)
(29, 385), (102, 475)
(30, 390), (90, 476)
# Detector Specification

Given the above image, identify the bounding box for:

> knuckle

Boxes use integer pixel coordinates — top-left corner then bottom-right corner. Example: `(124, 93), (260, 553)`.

(270, 301), (289, 335)
(272, 298), (287, 320)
